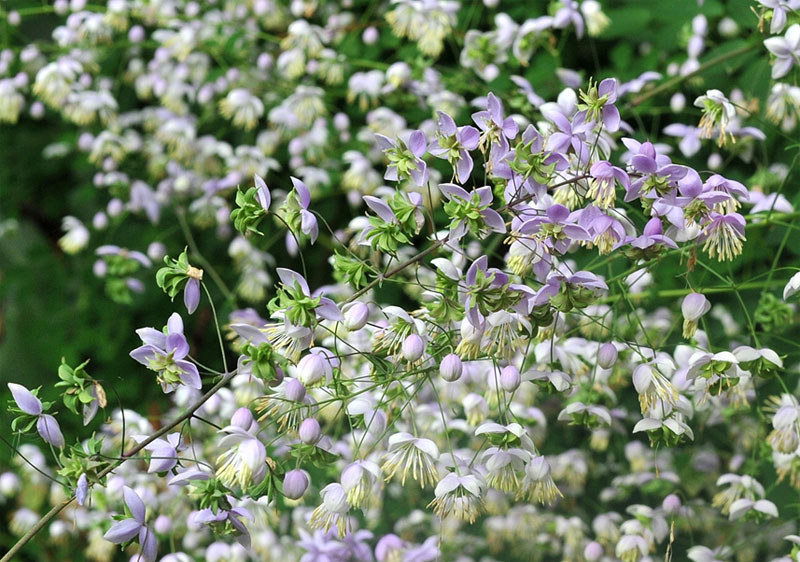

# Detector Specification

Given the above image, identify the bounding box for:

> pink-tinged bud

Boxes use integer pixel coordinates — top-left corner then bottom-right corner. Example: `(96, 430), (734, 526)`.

(147, 242), (166, 262)
(584, 541), (604, 561)
(401, 334), (425, 362)
(681, 292), (710, 338)
(343, 302), (370, 331)
(283, 469), (309, 500)
(128, 25), (145, 43)
(153, 514), (172, 534)
(662, 493), (682, 515)
(598, 343), (618, 369)
(298, 418), (321, 444)
(362, 26), (379, 45)
(499, 365), (521, 392)
(297, 353), (328, 386)
(231, 407), (254, 429)
(92, 212), (108, 230)
(269, 366), (285, 388)
(92, 260), (108, 278)
(439, 353), (463, 382)
(285, 378), (307, 402)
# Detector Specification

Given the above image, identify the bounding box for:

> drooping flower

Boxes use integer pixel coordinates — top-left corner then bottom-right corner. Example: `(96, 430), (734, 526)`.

(308, 483), (351, 537)
(681, 292), (711, 338)
(427, 472), (485, 523)
(7, 383), (65, 448)
(694, 89), (737, 146)
(382, 432), (440, 488)
(698, 212), (746, 262)
(764, 24), (800, 79)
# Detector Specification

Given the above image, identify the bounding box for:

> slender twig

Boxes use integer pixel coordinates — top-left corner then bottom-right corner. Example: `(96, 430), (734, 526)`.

(629, 42), (759, 107)
(0, 370), (236, 562)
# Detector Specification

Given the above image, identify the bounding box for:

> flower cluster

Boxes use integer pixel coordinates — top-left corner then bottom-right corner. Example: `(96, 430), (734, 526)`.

(2, 1), (800, 562)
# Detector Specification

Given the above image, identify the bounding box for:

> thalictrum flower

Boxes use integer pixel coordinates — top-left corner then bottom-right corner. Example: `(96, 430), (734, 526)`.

(764, 24), (800, 78)
(129, 312), (201, 393)
(103, 487), (157, 562)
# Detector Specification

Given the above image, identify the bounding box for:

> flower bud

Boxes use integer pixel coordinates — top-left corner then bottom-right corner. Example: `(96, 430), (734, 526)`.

(597, 342), (618, 369)
(283, 379), (306, 404)
(154, 514), (172, 534)
(439, 353), (463, 382)
(662, 493), (682, 515)
(92, 212), (108, 230)
(681, 292), (710, 338)
(0, 472), (20, 497)
(297, 353), (327, 386)
(147, 241), (166, 262)
(362, 26), (378, 45)
(298, 418), (321, 444)
(584, 541), (604, 561)
(401, 334), (425, 362)
(343, 302), (369, 331)
(283, 469), (309, 500)
(231, 407), (254, 429)
(670, 93), (686, 113)
(499, 365), (521, 392)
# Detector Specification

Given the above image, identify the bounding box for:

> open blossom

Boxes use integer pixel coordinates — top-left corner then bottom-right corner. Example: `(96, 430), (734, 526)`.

(308, 483), (351, 537)
(694, 89), (736, 145)
(699, 212), (746, 262)
(764, 24), (800, 78)
(428, 472), (485, 523)
(382, 432), (440, 488)
(129, 313), (201, 393)
(103, 487), (157, 562)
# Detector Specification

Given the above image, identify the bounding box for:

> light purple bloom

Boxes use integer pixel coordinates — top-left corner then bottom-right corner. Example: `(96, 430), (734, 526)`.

(290, 176), (319, 244)
(8, 383), (65, 447)
(104, 487), (157, 562)
(129, 313), (201, 393)
(430, 111), (480, 183)
(375, 130), (429, 186)
(764, 24), (800, 79)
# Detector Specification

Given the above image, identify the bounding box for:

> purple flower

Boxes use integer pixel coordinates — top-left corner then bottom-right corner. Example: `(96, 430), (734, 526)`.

(764, 24), (800, 79)
(191, 503), (252, 548)
(622, 217), (678, 250)
(553, 0), (585, 38)
(533, 271), (608, 308)
(104, 487), (157, 562)
(375, 130), (429, 186)
(7, 383), (65, 447)
(135, 432), (184, 473)
(663, 123), (703, 157)
(588, 160), (629, 209)
(699, 212), (746, 261)
(184, 278), (200, 314)
(439, 183), (505, 240)
(290, 176), (319, 244)
(572, 205), (626, 255)
(510, 75), (545, 108)
(430, 111), (479, 183)
(8, 383), (42, 415)
(96, 245), (152, 268)
(546, 111), (592, 164)
(129, 313), (201, 393)
(515, 204), (590, 255)
(254, 173), (271, 211)
(472, 93), (519, 156)
(76, 473), (89, 506)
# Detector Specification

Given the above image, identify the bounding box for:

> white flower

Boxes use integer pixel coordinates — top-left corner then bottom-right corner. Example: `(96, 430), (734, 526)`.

(215, 426), (267, 489)
(784, 271), (800, 300)
(427, 472), (485, 523)
(308, 483), (351, 537)
(58, 216), (90, 254)
(381, 432), (440, 489)
(219, 89), (264, 131)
